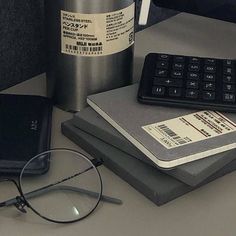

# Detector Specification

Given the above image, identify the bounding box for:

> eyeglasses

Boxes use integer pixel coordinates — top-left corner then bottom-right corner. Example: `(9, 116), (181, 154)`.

(0, 148), (122, 224)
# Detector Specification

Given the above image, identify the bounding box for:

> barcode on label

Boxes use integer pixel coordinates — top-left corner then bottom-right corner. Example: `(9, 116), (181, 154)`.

(65, 44), (78, 50)
(65, 44), (103, 52)
(158, 124), (187, 145)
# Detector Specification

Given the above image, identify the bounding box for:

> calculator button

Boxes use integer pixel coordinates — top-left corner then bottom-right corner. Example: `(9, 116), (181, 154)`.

(203, 82), (215, 91)
(155, 69), (168, 77)
(204, 65), (216, 73)
(158, 54), (169, 60)
(223, 75), (235, 83)
(157, 61), (169, 69)
(171, 71), (183, 79)
(223, 84), (235, 92)
(186, 80), (199, 89)
(169, 88), (182, 97)
(205, 59), (216, 65)
(204, 74), (215, 82)
(173, 56), (185, 63)
(223, 60), (233, 67)
(153, 78), (183, 87)
(152, 86), (165, 96)
(173, 63), (184, 70)
(187, 72), (199, 80)
(203, 91), (215, 101)
(223, 67), (234, 76)
(188, 64), (200, 72)
(223, 93), (235, 103)
(189, 57), (200, 64)
(186, 90), (198, 99)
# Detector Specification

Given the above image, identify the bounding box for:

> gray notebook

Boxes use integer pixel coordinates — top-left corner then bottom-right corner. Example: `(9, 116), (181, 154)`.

(72, 107), (236, 186)
(87, 84), (236, 168)
(62, 120), (236, 206)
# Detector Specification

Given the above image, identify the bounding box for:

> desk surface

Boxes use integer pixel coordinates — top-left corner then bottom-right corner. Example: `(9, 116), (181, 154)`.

(1, 13), (236, 236)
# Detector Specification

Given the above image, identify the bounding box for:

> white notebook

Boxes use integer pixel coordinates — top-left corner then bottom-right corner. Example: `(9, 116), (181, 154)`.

(87, 84), (236, 168)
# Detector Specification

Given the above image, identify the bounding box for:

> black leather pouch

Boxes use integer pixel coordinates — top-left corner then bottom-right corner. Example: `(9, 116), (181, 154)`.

(0, 94), (53, 175)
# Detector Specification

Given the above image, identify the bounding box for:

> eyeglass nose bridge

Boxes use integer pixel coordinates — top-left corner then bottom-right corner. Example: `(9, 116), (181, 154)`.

(14, 196), (27, 214)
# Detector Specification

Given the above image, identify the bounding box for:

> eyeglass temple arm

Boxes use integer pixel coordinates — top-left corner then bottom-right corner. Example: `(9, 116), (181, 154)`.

(0, 162), (122, 207)
(0, 159), (122, 207)
(2, 185), (122, 207)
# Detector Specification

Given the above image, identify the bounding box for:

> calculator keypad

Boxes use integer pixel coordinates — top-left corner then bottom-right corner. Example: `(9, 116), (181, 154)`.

(138, 53), (236, 112)
(152, 54), (220, 102)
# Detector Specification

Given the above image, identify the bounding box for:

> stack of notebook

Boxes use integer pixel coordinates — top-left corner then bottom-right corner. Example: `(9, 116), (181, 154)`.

(62, 84), (236, 206)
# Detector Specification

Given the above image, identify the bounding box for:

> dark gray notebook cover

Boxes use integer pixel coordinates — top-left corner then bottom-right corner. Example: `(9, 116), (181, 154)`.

(62, 120), (236, 206)
(72, 107), (236, 186)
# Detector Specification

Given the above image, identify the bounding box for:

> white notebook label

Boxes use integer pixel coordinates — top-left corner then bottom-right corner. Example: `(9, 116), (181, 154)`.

(142, 111), (236, 149)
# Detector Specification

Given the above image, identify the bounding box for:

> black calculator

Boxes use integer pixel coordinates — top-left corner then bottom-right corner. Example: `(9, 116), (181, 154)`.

(138, 53), (236, 112)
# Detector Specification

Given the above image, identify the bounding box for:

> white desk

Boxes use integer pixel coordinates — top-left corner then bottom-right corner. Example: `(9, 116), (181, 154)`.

(1, 13), (236, 236)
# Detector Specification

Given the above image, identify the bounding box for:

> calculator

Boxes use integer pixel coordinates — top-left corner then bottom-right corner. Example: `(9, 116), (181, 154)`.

(138, 53), (236, 112)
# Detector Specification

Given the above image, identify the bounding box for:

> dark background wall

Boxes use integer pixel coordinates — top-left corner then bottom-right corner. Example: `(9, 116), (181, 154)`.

(0, 0), (177, 91)
(0, 0), (45, 90)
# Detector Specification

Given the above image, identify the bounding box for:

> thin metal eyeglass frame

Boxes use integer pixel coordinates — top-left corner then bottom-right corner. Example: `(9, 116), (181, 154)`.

(0, 148), (122, 224)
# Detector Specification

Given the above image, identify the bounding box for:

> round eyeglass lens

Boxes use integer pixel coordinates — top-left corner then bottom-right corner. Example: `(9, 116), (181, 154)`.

(19, 149), (102, 223)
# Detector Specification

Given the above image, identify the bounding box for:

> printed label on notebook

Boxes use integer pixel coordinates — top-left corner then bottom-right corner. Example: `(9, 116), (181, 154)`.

(142, 111), (236, 149)
(60, 3), (135, 57)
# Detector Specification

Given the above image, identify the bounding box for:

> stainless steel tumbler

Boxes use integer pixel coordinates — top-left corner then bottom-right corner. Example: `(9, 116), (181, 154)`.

(45, 0), (135, 111)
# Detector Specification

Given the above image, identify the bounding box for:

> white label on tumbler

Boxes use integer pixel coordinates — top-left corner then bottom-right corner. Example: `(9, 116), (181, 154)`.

(61, 3), (135, 57)
(142, 111), (236, 149)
